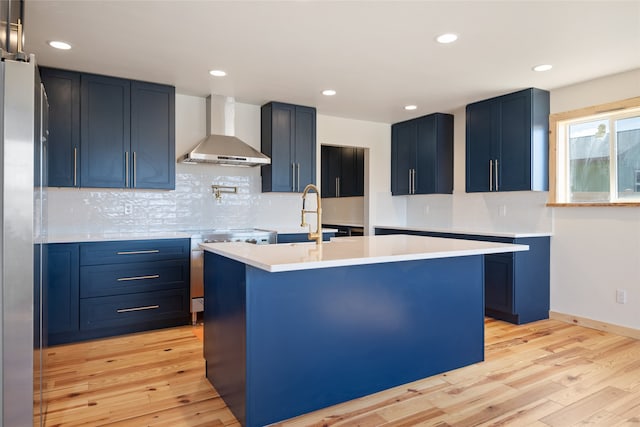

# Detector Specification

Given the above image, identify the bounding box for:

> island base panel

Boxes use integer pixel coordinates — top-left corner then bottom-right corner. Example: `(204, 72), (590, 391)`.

(204, 252), (485, 427)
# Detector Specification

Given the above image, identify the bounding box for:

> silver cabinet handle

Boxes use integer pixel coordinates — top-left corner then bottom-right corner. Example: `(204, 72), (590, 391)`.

(116, 305), (159, 313)
(335, 177), (339, 197)
(495, 159), (499, 191)
(489, 160), (493, 191)
(133, 151), (137, 188)
(297, 163), (301, 192)
(412, 169), (416, 194)
(292, 163), (295, 191)
(125, 151), (130, 188)
(73, 147), (77, 186)
(117, 274), (160, 282)
(116, 249), (160, 255)
(408, 169), (412, 194)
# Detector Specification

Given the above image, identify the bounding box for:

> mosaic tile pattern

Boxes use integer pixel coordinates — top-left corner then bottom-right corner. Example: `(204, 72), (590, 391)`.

(47, 170), (305, 234)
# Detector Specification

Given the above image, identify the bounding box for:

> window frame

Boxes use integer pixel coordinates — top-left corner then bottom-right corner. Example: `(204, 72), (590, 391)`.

(548, 96), (640, 207)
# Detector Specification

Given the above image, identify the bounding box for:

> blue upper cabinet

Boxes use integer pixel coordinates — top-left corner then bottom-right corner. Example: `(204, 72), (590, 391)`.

(391, 113), (453, 195)
(40, 67), (80, 187)
(465, 88), (550, 192)
(321, 145), (364, 198)
(261, 102), (316, 193)
(131, 81), (175, 190)
(40, 67), (175, 190)
(81, 73), (131, 188)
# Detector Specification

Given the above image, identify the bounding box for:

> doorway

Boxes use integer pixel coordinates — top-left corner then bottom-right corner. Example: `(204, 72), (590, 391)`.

(320, 144), (366, 235)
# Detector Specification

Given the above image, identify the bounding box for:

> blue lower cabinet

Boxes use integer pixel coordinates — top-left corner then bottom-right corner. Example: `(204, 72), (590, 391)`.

(374, 227), (550, 324)
(204, 252), (485, 427)
(47, 238), (190, 345)
(47, 244), (80, 342)
(485, 254), (514, 314)
(80, 288), (189, 331)
(277, 232), (335, 243)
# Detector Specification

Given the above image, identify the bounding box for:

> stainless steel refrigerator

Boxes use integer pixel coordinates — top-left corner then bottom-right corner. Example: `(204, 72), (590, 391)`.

(1, 55), (46, 427)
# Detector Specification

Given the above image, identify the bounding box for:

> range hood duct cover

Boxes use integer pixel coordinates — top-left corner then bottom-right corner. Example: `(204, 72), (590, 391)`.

(179, 95), (270, 167)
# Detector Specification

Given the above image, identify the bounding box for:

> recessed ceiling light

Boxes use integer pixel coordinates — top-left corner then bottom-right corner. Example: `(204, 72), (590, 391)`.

(404, 105), (417, 111)
(436, 33), (458, 44)
(533, 64), (553, 72)
(209, 70), (227, 77)
(48, 40), (71, 50)
(322, 89), (336, 96)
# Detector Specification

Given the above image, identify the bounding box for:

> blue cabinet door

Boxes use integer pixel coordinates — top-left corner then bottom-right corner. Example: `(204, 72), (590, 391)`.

(321, 145), (341, 197)
(498, 91), (532, 191)
(294, 105), (317, 191)
(47, 244), (80, 336)
(391, 120), (417, 195)
(262, 102), (295, 192)
(466, 100), (496, 192)
(40, 67), (80, 187)
(261, 102), (316, 193)
(485, 254), (514, 314)
(80, 73), (131, 188)
(131, 81), (175, 190)
(339, 147), (356, 197)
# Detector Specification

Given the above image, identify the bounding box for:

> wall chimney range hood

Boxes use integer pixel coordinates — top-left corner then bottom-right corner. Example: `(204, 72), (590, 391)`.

(178, 95), (270, 167)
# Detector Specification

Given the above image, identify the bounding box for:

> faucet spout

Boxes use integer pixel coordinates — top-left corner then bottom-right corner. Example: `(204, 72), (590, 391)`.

(300, 184), (323, 245)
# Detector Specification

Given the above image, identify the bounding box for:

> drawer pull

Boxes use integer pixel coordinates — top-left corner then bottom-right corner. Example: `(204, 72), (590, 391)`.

(116, 305), (160, 313)
(116, 249), (160, 255)
(117, 274), (160, 282)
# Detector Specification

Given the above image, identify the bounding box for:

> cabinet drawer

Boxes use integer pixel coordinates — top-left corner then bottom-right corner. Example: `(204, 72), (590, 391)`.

(80, 260), (188, 298)
(80, 288), (189, 331)
(80, 238), (189, 265)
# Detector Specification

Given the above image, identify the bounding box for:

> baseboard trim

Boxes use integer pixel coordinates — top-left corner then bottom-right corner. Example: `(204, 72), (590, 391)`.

(549, 311), (640, 340)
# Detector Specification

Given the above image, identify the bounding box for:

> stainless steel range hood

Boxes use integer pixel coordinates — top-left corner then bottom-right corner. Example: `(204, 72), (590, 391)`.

(178, 95), (270, 167)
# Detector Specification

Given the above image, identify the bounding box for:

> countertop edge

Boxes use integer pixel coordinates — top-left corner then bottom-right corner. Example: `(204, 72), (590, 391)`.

(200, 236), (529, 273)
(373, 225), (553, 238)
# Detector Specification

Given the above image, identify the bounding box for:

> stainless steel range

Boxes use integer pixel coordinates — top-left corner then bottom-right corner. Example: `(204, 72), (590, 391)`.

(189, 229), (277, 323)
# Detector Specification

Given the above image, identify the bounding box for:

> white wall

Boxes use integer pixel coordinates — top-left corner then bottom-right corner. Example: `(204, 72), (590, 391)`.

(47, 94), (398, 235)
(549, 69), (640, 330)
(322, 197), (364, 226)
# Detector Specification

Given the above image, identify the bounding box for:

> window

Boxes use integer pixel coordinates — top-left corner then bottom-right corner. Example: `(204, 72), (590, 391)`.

(550, 98), (640, 205)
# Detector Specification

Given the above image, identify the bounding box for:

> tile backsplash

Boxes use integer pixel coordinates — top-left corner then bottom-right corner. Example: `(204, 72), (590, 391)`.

(47, 169), (305, 234)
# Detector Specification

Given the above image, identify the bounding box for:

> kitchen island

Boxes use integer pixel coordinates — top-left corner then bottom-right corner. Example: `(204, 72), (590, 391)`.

(201, 235), (528, 427)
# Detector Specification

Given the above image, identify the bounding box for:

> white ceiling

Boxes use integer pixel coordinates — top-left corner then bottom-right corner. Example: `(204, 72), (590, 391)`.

(24, 0), (640, 124)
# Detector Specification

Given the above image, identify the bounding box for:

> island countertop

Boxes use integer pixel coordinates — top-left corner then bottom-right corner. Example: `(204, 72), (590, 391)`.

(200, 234), (528, 272)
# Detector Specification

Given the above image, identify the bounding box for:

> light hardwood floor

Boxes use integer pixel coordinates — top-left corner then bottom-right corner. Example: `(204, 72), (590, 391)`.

(42, 318), (640, 426)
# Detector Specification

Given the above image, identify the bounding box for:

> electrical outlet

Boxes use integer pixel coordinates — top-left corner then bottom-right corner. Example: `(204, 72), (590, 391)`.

(499, 205), (507, 217)
(616, 289), (627, 304)
(124, 203), (133, 215)
(424, 205), (430, 215)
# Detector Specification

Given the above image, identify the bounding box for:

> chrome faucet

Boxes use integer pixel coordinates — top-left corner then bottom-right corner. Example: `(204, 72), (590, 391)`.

(301, 184), (323, 245)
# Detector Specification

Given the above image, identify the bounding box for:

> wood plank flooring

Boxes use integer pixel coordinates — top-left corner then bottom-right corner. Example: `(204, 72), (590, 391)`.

(42, 318), (640, 426)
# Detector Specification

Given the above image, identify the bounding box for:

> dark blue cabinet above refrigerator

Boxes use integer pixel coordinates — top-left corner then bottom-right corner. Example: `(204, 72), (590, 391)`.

(391, 113), (453, 195)
(465, 87), (549, 193)
(40, 67), (175, 190)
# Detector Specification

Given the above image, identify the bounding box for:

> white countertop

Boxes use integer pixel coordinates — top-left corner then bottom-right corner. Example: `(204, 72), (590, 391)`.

(44, 231), (191, 244)
(374, 225), (553, 238)
(200, 234), (529, 272)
